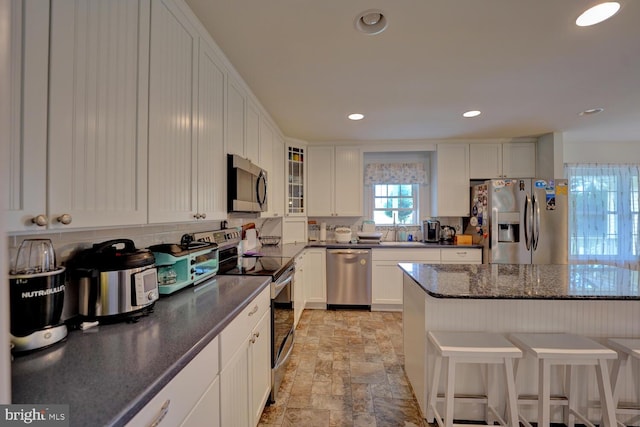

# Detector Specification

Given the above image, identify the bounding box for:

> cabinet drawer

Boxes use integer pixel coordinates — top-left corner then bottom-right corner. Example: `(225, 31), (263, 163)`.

(372, 248), (440, 262)
(126, 336), (219, 427)
(440, 249), (482, 264)
(220, 286), (270, 368)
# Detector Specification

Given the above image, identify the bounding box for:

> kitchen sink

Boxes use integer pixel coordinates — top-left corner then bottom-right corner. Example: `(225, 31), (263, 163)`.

(378, 241), (426, 246)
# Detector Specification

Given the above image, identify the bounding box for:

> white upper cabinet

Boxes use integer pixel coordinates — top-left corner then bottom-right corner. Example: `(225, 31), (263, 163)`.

(259, 118), (284, 217)
(195, 38), (227, 221)
(226, 76), (245, 157)
(470, 142), (536, 179)
(307, 146), (362, 217)
(148, 0), (198, 223)
(431, 144), (470, 217)
(502, 142), (536, 178)
(148, 0), (226, 223)
(4, 1), (49, 232)
(245, 99), (260, 164)
(7, 0), (154, 231)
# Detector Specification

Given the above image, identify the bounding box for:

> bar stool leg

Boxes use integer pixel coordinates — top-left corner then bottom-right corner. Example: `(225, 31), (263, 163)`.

(539, 358), (551, 427)
(429, 356), (443, 424)
(444, 359), (456, 427)
(610, 351), (628, 412)
(595, 358), (617, 427)
(503, 357), (519, 427)
(565, 365), (576, 427)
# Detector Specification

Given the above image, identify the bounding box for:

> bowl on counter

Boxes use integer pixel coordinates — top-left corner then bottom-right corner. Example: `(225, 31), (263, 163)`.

(334, 227), (352, 244)
(259, 236), (281, 246)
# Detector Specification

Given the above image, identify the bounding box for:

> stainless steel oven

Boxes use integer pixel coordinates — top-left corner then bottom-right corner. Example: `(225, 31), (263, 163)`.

(270, 264), (294, 402)
(212, 229), (295, 403)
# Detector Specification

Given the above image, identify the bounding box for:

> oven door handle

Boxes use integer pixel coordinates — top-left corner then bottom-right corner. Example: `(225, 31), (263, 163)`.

(273, 274), (293, 297)
(273, 330), (295, 371)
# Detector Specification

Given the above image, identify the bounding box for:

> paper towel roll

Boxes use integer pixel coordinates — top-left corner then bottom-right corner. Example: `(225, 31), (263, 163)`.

(245, 229), (257, 250)
(320, 222), (327, 241)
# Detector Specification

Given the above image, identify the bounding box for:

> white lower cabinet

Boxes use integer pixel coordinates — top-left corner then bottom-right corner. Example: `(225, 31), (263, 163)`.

(126, 337), (219, 427)
(440, 248), (482, 264)
(220, 286), (271, 427)
(303, 249), (326, 309)
(293, 253), (305, 327)
(372, 249), (440, 310)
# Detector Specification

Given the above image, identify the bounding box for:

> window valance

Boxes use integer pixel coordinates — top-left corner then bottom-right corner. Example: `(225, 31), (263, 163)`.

(364, 162), (426, 185)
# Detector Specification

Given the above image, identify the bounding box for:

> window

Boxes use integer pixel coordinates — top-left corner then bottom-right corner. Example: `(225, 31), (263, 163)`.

(566, 163), (640, 269)
(372, 184), (419, 225)
(363, 157), (427, 225)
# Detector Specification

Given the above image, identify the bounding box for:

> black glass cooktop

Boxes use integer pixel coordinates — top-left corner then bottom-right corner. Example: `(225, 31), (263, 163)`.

(219, 255), (293, 278)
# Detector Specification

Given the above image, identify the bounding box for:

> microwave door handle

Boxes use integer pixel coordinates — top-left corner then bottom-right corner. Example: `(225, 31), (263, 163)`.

(256, 171), (267, 208)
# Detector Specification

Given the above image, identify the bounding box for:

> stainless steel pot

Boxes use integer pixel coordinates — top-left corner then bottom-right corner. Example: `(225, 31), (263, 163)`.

(71, 239), (158, 319)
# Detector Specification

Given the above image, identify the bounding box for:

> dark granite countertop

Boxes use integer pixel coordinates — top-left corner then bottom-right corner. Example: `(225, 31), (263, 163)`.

(11, 275), (271, 427)
(306, 241), (482, 250)
(400, 263), (640, 300)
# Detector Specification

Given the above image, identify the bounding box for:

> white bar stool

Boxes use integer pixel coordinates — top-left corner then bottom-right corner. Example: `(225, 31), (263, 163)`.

(428, 331), (522, 427)
(510, 332), (618, 427)
(607, 338), (640, 425)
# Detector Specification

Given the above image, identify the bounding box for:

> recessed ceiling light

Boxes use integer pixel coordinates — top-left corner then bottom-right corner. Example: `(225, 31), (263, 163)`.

(578, 107), (604, 116)
(463, 110), (482, 118)
(348, 113), (365, 121)
(576, 2), (621, 26)
(354, 9), (388, 35)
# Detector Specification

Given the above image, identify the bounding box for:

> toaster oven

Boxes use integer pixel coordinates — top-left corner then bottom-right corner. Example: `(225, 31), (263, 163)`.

(150, 243), (219, 295)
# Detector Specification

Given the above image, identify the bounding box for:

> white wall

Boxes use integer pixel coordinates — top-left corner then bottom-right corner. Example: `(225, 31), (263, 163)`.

(564, 140), (640, 164)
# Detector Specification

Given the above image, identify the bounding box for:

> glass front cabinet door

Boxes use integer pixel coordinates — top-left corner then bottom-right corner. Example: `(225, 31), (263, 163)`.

(287, 145), (305, 216)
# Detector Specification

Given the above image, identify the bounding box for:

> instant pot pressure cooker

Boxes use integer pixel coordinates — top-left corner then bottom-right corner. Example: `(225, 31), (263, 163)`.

(70, 239), (159, 320)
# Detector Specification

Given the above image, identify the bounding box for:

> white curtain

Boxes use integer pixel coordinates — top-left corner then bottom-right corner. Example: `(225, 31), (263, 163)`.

(565, 163), (640, 270)
(364, 162), (426, 185)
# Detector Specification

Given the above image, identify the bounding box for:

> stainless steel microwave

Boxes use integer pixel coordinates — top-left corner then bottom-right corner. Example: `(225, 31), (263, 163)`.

(227, 154), (268, 213)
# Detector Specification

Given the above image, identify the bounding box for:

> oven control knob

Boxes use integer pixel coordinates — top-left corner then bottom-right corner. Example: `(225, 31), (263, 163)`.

(190, 259), (196, 265)
(148, 291), (157, 301)
(191, 268), (196, 274)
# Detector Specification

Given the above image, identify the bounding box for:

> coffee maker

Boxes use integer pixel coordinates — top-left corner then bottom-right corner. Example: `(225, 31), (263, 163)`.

(422, 219), (441, 243)
(9, 239), (67, 352)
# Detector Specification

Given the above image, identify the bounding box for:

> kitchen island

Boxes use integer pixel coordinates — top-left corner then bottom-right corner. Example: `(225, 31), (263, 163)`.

(401, 263), (640, 425)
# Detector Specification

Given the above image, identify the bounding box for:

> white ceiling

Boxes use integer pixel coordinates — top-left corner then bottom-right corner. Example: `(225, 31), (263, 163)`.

(185, 0), (640, 145)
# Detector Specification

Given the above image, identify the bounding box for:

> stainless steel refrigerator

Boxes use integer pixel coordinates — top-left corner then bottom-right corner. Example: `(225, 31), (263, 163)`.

(470, 179), (568, 264)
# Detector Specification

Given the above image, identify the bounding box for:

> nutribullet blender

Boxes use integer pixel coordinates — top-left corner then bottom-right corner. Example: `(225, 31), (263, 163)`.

(9, 239), (67, 352)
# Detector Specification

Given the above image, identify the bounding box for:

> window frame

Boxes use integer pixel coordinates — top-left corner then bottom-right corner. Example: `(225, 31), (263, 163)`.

(370, 183), (420, 226)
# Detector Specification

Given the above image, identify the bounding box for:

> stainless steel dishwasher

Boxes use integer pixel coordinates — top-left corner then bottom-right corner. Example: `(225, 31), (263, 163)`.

(326, 249), (371, 309)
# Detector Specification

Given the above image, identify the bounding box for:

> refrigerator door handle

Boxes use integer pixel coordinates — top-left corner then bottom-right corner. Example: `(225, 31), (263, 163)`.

(524, 194), (532, 250)
(532, 193), (540, 250)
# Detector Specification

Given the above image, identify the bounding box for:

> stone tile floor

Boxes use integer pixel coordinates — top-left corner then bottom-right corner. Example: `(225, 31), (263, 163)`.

(259, 309), (427, 427)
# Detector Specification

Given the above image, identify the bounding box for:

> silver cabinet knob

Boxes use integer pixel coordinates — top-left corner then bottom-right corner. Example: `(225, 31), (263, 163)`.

(193, 213), (201, 219)
(31, 214), (48, 227)
(200, 213), (206, 219)
(57, 214), (72, 225)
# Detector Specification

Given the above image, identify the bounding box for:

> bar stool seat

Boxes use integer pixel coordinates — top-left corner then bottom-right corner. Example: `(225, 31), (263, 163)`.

(428, 331), (522, 427)
(607, 338), (640, 425)
(510, 332), (618, 427)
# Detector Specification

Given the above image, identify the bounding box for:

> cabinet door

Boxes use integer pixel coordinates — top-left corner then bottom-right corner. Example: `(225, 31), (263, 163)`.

(269, 135), (285, 217)
(307, 146), (334, 216)
(4, 0), (48, 231)
(250, 310), (271, 427)
(502, 142), (536, 178)
(196, 38), (226, 221)
(304, 249), (326, 306)
(334, 146), (363, 216)
(245, 99), (260, 163)
(181, 377), (220, 427)
(259, 119), (274, 217)
(282, 217), (307, 244)
(440, 248), (482, 264)
(286, 144), (306, 216)
(48, 0), (150, 228)
(372, 262), (403, 306)
(220, 341), (250, 427)
(469, 143), (502, 179)
(148, 0), (198, 223)
(432, 144), (470, 217)
(227, 77), (245, 157)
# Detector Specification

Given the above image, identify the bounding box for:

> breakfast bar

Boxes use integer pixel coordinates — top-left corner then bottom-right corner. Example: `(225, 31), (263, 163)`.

(400, 263), (640, 425)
